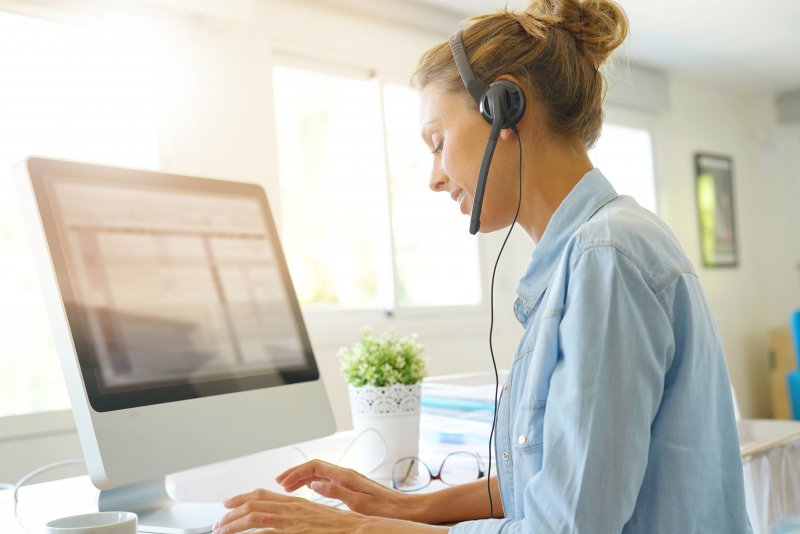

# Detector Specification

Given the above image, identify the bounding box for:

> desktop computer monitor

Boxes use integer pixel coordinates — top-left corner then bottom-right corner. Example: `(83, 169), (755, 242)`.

(16, 156), (336, 533)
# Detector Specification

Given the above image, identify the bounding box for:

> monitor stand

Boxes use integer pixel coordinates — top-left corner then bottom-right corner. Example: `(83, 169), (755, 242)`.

(98, 479), (227, 534)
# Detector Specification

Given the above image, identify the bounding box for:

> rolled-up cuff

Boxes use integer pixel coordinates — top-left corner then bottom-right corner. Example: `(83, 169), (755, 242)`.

(449, 518), (516, 533)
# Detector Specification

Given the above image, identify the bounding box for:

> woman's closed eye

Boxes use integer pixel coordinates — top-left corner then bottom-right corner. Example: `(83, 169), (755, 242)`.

(431, 142), (443, 155)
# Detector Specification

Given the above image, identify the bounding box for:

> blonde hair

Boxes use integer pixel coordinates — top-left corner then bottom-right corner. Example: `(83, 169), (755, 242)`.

(413, 0), (628, 148)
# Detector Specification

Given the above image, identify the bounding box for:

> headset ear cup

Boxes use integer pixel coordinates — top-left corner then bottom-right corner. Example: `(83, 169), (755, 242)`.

(479, 80), (526, 129)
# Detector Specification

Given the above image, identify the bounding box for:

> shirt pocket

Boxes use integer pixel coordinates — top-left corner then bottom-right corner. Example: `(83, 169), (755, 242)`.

(512, 399), (546, 455)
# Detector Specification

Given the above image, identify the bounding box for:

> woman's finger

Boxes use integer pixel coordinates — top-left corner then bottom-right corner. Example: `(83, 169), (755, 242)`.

(281, 475), (330, 493)
(277, 459), (344, 485)
(218, 498), (285, 526)
(216, 496), (366, 533)
(278, 460), (363, 492)
(223, 488), (295, 508)
(215, 510), (272, 534)
(275, 458), (333, 483)
(215, 505), (290, 534)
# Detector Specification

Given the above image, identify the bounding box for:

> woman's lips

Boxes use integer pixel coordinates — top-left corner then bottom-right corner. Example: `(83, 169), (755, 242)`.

(449, 189), (470, 214)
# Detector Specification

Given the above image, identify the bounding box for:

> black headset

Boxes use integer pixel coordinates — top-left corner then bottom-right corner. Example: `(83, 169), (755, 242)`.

(448, 29), (526, 234)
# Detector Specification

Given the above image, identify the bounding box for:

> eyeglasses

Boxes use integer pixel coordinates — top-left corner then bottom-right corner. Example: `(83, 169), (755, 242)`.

(391, 451), (486, 492)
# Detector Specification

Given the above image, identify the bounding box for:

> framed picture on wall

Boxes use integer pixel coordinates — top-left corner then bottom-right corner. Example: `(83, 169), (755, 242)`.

(695, 153), (737, 268)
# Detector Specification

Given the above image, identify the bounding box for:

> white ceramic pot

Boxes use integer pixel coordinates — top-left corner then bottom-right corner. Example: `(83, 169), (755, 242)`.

(348, 382), (421, 480)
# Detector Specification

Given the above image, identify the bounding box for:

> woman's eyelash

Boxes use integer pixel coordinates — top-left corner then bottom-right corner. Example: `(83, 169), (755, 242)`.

(431, 143), (443, 154)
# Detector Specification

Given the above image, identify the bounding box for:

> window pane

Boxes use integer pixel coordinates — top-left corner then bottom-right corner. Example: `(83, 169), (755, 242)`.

(589, 123), (657, 213)
(383, 85), (481, 307)
(272, 66), (392, 309)
(0, 12), (158, 417)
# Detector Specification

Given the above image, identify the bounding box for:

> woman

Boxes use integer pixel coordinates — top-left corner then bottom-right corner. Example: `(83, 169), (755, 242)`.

(213, 0), (751, 532)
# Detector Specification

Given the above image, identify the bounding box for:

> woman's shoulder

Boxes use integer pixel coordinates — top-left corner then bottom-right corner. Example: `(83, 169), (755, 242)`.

(570, 195), (696, 282)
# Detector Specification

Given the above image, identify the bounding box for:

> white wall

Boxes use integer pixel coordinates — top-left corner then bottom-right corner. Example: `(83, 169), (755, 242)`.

(645, 78), (800, 418)
(749, 99), (800, 330)
(2, 0), (800, 484)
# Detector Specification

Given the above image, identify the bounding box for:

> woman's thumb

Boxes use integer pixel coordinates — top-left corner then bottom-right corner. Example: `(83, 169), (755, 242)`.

(309, 480), (327, 493)
(310, 480), (358, 505)
(310, 480), (338, 497)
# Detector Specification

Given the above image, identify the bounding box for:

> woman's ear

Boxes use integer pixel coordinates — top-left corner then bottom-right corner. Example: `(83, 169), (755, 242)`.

(495, 74), (528, 141)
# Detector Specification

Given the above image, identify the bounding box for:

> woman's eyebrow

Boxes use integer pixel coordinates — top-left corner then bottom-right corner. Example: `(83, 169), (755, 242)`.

(420, 120), (439, 147)
(420, 125), (433, 147)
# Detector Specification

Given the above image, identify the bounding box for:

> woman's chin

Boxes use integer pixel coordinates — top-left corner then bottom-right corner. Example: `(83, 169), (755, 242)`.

(459, 196), (473, 216)
(476, 218), (515, 234)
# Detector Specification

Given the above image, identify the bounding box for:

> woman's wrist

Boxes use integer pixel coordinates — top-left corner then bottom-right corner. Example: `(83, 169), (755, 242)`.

(356, 516), (449, 533)
(401, 491), (438, 523)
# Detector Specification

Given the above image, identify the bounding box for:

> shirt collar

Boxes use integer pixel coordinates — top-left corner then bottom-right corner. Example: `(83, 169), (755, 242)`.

(514, 168), (618, 324)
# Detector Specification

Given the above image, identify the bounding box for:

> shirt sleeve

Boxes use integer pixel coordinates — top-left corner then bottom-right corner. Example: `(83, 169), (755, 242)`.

(452, 244), (674, 533)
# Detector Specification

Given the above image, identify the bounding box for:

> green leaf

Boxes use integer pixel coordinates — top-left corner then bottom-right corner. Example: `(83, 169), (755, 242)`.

(338, 327), (428, 387)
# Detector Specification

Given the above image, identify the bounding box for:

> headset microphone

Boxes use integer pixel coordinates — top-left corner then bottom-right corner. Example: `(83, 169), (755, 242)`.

(448, 29), (525, 235)
(472, 118), (503, 235)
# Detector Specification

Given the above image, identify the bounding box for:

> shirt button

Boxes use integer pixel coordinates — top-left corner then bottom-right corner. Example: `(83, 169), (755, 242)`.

(518, 434), (527, 445)
(502, 451), (509, 461)
(503, 384), (511, 393)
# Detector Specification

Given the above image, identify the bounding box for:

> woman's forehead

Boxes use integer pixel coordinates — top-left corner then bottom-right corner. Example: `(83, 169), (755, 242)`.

(419, 86), (461, 130)
(419, 87), (442, 123)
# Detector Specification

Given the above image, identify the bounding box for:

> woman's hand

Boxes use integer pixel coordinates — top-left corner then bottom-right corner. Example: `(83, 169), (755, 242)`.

(275, 459), (424, 522)
(212, 488), (378, 533)
(213, 487), (448, 534)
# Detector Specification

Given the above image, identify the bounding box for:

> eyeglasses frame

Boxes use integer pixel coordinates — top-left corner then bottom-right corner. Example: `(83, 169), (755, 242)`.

(391, 451), (486, 492)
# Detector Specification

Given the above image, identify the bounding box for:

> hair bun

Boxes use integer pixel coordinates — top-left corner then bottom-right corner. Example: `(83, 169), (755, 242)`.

(528, 0), (628, 67)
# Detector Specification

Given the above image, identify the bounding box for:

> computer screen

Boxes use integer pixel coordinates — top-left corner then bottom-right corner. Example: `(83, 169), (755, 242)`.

(29, 158), (319, 411)
(17, 157), (335, 531)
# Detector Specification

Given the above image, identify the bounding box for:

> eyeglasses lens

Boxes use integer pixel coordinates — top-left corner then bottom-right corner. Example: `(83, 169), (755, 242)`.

(440, 452), (481, 486)
(392, 457), (431, 491)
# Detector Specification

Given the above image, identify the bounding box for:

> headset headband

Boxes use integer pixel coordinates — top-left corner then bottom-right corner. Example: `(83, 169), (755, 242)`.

(448, 30), (489, 106)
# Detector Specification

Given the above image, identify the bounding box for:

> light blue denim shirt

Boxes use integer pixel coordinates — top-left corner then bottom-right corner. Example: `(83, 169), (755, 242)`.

(452, 169), (751, 533)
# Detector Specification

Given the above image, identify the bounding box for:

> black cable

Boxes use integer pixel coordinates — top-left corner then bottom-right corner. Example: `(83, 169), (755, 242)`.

(487, 128), (523, 519)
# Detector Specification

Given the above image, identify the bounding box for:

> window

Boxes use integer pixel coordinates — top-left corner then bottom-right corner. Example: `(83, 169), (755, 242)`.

(589, 122), (657, 213)
(0, 11), (159, 417)
(271, 64), (481, 311)
(383, 84), (482, 308)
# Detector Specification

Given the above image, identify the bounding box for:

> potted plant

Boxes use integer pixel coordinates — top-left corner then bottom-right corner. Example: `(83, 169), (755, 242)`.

(338, 328), (428, 478)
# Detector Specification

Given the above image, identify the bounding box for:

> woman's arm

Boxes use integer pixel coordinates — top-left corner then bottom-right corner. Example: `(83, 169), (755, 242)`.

(411, 476), (504, 524)
(275, 459), (503, 525)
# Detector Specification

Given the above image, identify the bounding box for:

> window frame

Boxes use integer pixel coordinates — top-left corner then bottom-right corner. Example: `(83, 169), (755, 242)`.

(269, 51), (489, 323)
(0, 410), (75, 443)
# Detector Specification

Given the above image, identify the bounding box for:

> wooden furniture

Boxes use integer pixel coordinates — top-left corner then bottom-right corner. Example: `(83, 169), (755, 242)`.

(768, 328), (796, 419)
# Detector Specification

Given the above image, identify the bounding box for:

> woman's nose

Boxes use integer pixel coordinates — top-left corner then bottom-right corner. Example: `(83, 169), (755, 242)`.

(429, 164), (448, 192)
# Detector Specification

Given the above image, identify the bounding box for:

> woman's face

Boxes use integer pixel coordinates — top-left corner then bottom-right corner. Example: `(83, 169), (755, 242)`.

(420, 84), (519, 233)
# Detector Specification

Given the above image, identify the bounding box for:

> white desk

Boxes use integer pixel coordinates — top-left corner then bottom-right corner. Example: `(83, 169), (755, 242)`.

(0, 410), (492, 533)
(0, 432), (371, 533)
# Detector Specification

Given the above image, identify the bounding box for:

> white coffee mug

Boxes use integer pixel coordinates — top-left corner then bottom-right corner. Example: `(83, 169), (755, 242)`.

(45, 511), (138, 534)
